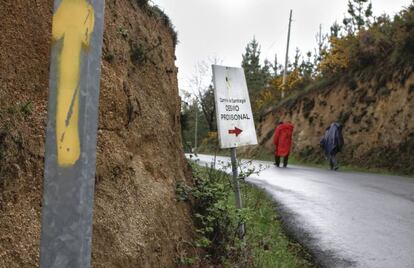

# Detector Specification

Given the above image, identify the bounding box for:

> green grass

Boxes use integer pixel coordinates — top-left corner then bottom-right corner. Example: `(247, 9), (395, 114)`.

(189, 163), (315, 267)
(239, 183), (315, 268)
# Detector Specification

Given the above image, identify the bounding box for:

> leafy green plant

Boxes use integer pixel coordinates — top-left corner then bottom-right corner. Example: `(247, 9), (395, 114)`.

(190, 163), (235, 260)
(175, 181), (192, 202)
(175, 161), (249, 262)
(182, 161), (315, 266)
(176, 256), (197, 266)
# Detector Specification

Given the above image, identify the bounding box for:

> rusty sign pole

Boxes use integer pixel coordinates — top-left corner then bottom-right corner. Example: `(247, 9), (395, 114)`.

(40, 0), (105, 267)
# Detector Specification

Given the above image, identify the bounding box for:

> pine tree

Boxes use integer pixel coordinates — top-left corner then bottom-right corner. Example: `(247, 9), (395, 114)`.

(197, 85), (216, 132)
(264, 54), (280, 77)
(241, 37), (270, 95)
(301, 51), (314, 79)
(293, 48), (301, 70)
(343, 0), (373, 34)
(330, 21), (342, 38)
(272, 54), (279, 77)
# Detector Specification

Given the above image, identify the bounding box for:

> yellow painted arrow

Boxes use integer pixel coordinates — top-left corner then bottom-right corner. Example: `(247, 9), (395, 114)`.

(52, 0), (95, 167)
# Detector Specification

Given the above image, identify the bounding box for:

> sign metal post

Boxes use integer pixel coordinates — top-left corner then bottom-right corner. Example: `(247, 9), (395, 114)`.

(230, 147), (245, 238)
(40, 0), (105, 267)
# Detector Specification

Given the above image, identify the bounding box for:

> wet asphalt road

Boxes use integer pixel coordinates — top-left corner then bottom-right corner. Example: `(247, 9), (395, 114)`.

(189, 154), (414, 268)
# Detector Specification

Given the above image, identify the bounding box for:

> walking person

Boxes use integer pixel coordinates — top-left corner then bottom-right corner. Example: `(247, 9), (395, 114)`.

(273, 121), (294, 168)
(320, 122), (344, 170)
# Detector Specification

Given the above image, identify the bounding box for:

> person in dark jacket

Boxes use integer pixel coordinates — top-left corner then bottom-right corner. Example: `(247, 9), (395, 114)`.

(273, 121), (294, 167)
(320, 122), (344, 170)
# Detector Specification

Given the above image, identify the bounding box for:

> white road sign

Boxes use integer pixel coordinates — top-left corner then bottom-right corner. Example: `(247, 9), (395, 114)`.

(212, 65), (258, 149)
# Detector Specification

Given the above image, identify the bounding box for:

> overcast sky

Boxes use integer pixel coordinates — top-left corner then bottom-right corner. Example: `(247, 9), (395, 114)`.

(152, 0), (412, 91)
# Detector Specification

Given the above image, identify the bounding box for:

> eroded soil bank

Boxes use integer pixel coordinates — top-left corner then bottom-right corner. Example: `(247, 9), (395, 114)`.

(257, 72), (414, 175)
(0, 1), (193, 266)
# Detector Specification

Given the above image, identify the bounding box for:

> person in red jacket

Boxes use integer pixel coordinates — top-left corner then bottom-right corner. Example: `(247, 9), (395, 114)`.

(273, 121), (294, 167)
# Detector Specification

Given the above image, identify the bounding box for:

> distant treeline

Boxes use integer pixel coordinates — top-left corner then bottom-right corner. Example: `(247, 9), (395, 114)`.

(181, 0), (414, 152)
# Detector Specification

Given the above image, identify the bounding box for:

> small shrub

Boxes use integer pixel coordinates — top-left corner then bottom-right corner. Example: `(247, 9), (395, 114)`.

(6, 102), (32, 117)
(190, 164), (235, 260)
(136, 0), (148, 8)
(118, 28), (129, 39)
(176, 162), (254, 263)
(319, 36), (356, 75)
(175, 181), (192, 202)
(198, 132), (218, 153)
(20, 102), (32, 117)
(130, 43), (146, 66)
(176, 256), (197, 266)
(104, 51), (115, 63)
(149, 5), (179, 47)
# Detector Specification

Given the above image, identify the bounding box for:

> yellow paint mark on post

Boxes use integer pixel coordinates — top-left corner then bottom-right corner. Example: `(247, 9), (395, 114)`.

(52, 0), (95, 167)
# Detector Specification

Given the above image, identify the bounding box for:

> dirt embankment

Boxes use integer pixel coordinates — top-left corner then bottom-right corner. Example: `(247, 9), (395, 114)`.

(257, 72), (414, 175)
(0, 1), (193, 267)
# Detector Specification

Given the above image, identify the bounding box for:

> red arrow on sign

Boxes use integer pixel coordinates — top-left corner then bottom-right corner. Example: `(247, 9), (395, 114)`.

(228, 127), (243, 137)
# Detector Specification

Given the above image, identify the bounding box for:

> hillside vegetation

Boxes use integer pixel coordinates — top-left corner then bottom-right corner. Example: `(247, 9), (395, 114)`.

(253, 0), (414, 115)
(185, 0), (414, 175)
(255, 1), (414, 174)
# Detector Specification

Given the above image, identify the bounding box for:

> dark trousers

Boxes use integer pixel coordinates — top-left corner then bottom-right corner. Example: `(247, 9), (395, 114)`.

(275, 155), (289, 167)
(329, 154), (338, 170)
